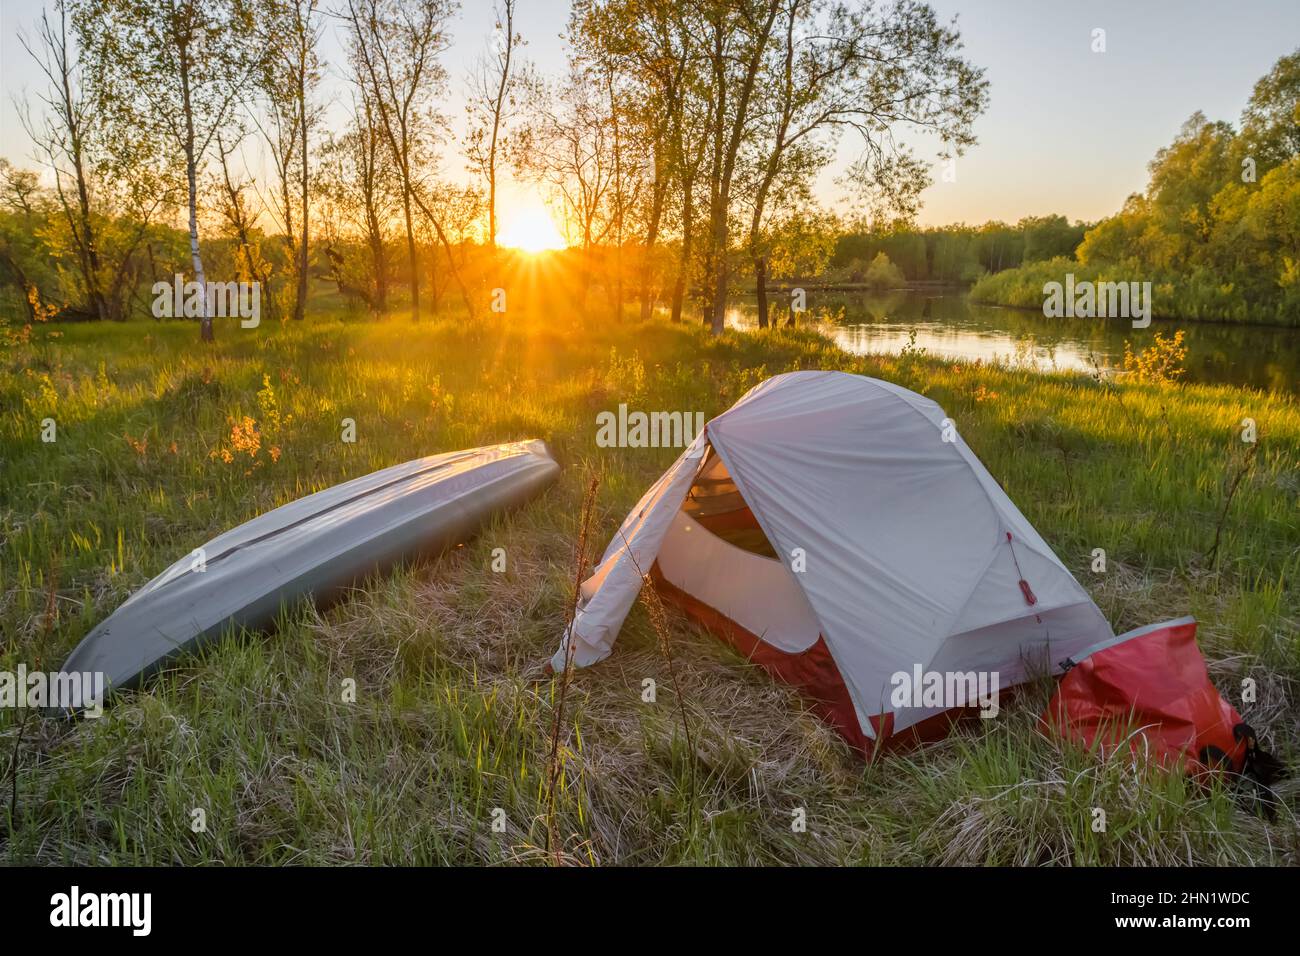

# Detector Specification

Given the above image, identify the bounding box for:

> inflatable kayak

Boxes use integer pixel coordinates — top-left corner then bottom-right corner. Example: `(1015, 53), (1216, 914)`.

(58, 440), (559, 700)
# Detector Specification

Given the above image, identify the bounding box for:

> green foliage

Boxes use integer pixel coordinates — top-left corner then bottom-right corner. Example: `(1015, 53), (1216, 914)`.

(1123, 330), (1188, 384)
(761, 208), (841, 280)
(1238, 48), (1300, 173)
(1020, 214), (1086, 263)
(861, 251), (905, 290)
(974, 50), (1300, 326)
(833, 216), (1088, 284)
(0, 160), (64, 318)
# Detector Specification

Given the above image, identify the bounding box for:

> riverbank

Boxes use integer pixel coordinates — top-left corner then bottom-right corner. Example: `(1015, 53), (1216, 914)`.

(970, 258), (1300, 328)
(729, 288), (1300, 392)
(755, 279), (970, 293)
(2, 301), (1297, 863)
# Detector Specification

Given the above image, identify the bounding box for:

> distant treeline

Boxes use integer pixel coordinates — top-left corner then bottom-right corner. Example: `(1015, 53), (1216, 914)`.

(971, 50), (1300, 326)
(829, 215), (1089, 285)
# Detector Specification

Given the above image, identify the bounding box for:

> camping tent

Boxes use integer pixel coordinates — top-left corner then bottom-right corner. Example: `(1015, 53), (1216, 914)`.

(552, 370), (1116, 752)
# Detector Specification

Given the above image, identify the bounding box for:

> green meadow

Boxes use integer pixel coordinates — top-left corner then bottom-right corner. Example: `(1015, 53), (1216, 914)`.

(1, 300), (1297, 865)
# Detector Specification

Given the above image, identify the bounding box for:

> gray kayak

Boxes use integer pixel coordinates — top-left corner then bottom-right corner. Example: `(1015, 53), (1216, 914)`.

(59, 439), (559, 698)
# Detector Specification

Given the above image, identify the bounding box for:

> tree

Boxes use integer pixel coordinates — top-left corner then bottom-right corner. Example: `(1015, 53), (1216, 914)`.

(422, 181), (482, 310)
(701, 0), (783, 334)
(465, 0), (525, 253)
(764, 206), (839, 281)
(592, 0), (713, 325)
(569, 0), (691, 321)
(1055, 50), (1300, 323)
(861, 250), (904, 290)
(317, 92), (397, 312)
(20, 4), (108, 321)
(73, 0), (260, 341)
(594, 57), (645, 318)
(1238, 48), (1300, 175)
(526, 64), (620, 305)
(1018, 214), (1085, 263)
(1143, 112), (1237, 269)
(743, 0), (989, 328)
(213, 133), (275, 320)
(256, 0), (323, 322)
(20, 2), (172, 323)
(664, 42), (713, 324)
(0, 160), (54, 320)
(344, 0), (474, 319)
(248, 78), (300, 316)
(741, 0), (822, 328)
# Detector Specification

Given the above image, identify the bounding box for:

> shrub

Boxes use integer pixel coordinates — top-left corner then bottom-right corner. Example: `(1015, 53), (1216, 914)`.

(863, 252), (905, 290)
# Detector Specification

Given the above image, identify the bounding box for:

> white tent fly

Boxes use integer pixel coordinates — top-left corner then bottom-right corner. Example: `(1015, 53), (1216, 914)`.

(553, 370), (1114, 752)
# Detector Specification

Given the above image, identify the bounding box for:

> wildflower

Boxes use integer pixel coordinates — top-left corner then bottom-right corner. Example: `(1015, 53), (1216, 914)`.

(229, 416), (261, 459)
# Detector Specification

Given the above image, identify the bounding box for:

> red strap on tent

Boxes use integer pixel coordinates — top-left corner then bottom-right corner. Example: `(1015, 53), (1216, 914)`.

(1006, 532), (1038, 606)
(1019, 579), (1037, 606)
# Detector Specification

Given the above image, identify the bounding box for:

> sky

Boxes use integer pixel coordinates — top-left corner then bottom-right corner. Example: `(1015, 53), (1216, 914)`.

(1, 0), (1297, 232)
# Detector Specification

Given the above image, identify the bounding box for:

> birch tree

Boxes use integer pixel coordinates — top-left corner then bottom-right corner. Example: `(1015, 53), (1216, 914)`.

(73, 0), (260, 341)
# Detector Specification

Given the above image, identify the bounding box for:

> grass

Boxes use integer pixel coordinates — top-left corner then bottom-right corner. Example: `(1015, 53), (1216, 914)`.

(1, 288), (1298, 865)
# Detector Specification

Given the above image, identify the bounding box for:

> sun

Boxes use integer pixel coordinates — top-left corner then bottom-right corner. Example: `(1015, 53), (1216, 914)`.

(497, 202), (567, 253)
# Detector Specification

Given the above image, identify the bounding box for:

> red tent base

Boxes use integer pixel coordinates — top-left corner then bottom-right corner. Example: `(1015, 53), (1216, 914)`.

(651, 563), (1012, 758)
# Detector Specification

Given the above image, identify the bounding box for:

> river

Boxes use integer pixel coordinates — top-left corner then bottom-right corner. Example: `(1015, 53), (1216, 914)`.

(726, 289), (1296, 393)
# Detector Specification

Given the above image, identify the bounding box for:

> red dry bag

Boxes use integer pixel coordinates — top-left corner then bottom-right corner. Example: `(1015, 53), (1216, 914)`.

(1043, 617), (1247, 774)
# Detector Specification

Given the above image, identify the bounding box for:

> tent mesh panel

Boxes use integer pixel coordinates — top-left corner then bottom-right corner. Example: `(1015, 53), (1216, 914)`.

(681, 449), (778, 559)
